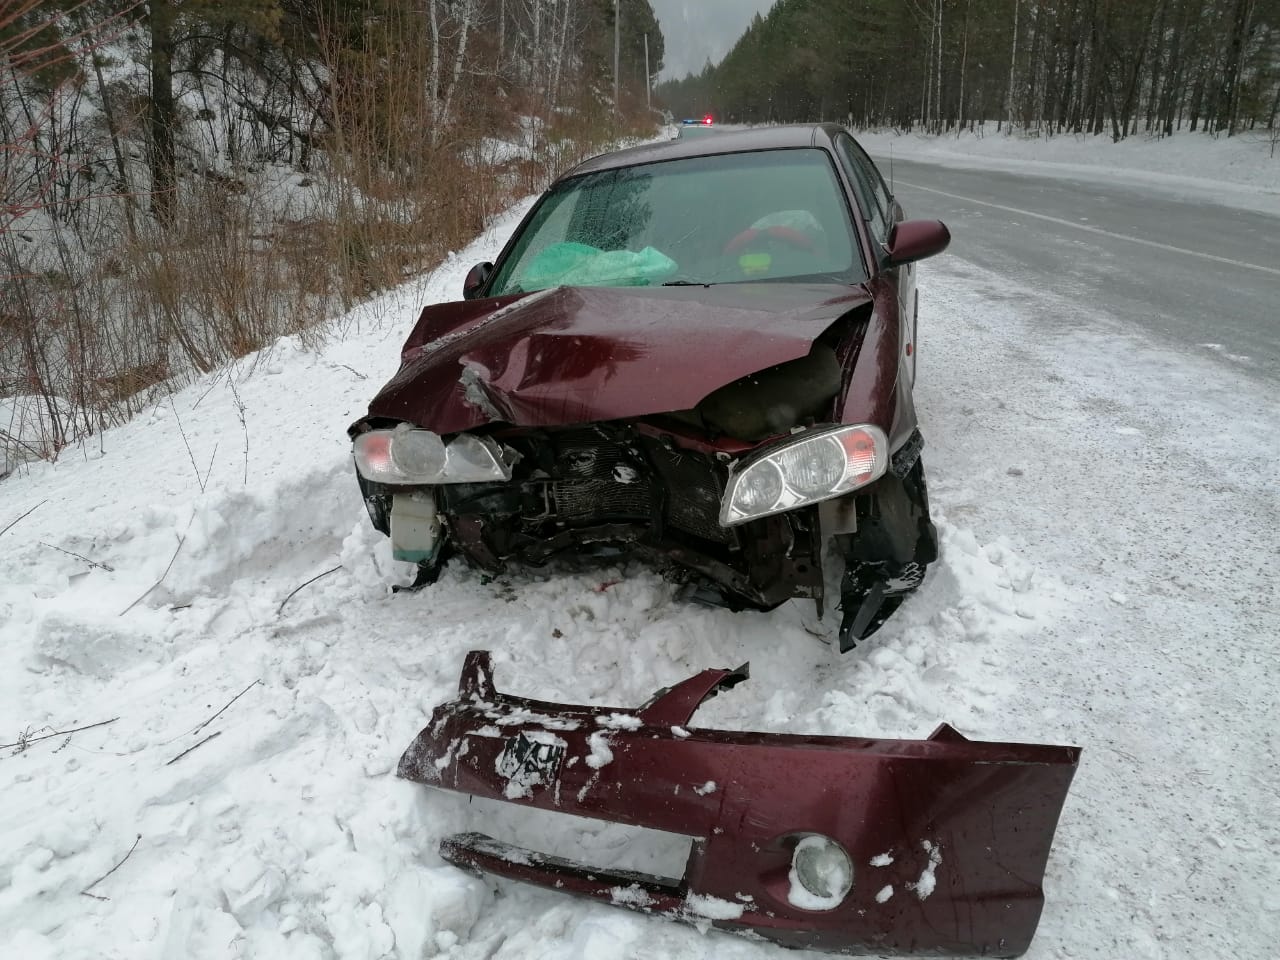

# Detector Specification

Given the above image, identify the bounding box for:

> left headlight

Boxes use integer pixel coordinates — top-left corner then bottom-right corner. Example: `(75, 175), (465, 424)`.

(720, 425), (888, 526)
(353, 426), (512, 485)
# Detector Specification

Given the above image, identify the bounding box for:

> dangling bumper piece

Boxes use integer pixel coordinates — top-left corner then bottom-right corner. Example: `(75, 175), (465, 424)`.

(399, 653), (1080, 956)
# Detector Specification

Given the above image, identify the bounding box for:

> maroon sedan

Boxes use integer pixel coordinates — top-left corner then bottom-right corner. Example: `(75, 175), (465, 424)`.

(349, 124), (952, 650)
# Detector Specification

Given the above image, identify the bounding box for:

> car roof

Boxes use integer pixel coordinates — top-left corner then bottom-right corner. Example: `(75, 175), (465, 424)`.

(559, 124), (847, 183)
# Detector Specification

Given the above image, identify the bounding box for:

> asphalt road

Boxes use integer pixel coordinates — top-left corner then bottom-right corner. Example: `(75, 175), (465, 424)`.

(870, 156), (1280, 380)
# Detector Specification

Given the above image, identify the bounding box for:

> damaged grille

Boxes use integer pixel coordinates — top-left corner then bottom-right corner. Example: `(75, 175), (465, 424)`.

(534, 430), (731, 545)
(646, 441), (729, 544)
(545, 432), (653, 521)
(551, 479), (653, 520)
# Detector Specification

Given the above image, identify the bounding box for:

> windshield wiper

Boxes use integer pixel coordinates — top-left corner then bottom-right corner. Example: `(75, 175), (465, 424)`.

(661, 279), (715, 287)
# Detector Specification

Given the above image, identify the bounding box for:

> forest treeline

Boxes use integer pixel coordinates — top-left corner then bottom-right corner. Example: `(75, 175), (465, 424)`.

(1, 0), (663, 468)
(660, 0), (1280, 140)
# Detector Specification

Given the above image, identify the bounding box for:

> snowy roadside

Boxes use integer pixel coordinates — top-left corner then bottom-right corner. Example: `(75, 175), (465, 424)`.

(856, 129), (1280, 216)
(2, 191), (1278, 960)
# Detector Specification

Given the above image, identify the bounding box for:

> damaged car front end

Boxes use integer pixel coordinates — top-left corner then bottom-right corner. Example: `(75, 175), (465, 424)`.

(349, 126), (952, 648)
(401, 652), (1081, 956)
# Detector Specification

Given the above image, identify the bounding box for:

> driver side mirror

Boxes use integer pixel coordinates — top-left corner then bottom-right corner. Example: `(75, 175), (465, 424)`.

(884, 220), (951, 268)
(463, 261), (493, 300)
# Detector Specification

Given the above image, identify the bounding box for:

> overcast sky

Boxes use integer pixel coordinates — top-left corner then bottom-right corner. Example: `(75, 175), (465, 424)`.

(649, 0), (777, 81)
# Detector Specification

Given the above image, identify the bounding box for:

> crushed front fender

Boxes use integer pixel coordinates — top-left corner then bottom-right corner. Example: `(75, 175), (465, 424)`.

(399, 653), (1080, 956)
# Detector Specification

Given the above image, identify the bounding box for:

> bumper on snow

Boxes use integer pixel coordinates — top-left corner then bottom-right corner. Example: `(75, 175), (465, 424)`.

(399, 652), (1080, 956)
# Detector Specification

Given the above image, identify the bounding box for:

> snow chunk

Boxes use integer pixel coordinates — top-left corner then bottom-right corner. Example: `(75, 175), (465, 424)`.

(685, 893), (744, 920)
(875, 884), (894, 904)
(671, 726), (691, 739)
(693, 780), (717, 796)
(30, 614), (151, 679)
(490, 707), (579, 730)
(612, 464), (638, 484)
(220, 858), (286, 924)
(609, 884), (654, 908)
(585, 732), (614, 769)
(870, 852), (894, 867)
(908, 840), (943, 900)
(596, 712), (642, 731)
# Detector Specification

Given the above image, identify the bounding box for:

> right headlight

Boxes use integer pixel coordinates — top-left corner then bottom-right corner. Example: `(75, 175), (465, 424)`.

(720, 425), (887, 526)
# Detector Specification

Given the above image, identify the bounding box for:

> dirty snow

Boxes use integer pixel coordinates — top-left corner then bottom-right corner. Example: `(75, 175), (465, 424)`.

(2, 142), (1279, 960)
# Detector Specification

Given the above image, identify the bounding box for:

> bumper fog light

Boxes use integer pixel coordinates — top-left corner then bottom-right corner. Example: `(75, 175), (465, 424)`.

(788, 835), (853, 910)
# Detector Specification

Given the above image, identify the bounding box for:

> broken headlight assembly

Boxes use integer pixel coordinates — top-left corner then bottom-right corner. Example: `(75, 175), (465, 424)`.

(720, 424), (887, 525)
(353, 425), (512, 485)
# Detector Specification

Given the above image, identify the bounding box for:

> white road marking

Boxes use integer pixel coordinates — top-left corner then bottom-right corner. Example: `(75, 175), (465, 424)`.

(896, 179), (1280, 279)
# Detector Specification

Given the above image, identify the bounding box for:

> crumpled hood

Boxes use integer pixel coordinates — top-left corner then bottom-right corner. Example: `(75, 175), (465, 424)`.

(365, 283), (872, 434)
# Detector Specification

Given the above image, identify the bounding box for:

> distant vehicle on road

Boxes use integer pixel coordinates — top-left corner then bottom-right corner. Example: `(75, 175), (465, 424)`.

(675, 121), (720, 140)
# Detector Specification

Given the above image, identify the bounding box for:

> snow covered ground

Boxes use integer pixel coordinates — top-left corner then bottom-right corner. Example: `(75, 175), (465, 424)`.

(3, 173), (1279, 959)
(856, 128), (1280, 216)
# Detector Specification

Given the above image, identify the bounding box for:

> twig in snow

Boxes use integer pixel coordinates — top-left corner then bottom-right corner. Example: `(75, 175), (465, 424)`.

(165, 731), (221, 766)
(38, 541), (115, 572)
(190, 679), (261, 736)
(277, 565), (342, 617)
(337, 363), (367, 380)
(80, 833), (141, 900)
(0, 428), (46, 464)
(170, 399), (206, 493)
(191, 367), (229, 409)
(119, 531), (187, 616)
(0, 499), (47, 539)
(201, 442), (218, 490)
(1, 716), (119, 752)
(8, 725), (39, 754)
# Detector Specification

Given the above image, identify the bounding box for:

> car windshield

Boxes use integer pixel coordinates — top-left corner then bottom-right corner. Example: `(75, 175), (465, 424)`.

(487, 148), (864, 296)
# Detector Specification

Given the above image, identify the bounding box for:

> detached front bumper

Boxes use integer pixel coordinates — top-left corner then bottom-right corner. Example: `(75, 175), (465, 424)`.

(399, 653), (1080, 956)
